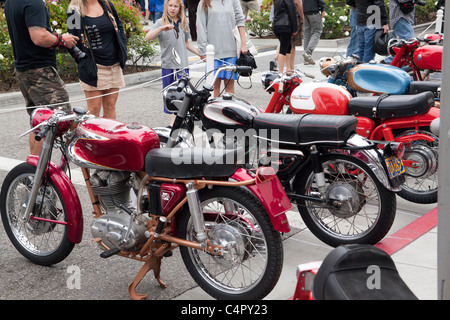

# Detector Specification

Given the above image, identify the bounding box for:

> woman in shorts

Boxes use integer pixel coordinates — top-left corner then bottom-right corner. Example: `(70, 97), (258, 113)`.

(197, 0), (247, 97)
(67, 0), (127, 119)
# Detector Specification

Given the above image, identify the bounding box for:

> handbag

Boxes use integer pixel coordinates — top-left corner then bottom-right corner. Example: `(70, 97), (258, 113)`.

(232, 26), (258, 56)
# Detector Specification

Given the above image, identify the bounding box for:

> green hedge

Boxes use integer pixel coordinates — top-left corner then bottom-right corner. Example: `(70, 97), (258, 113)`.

(0, 0), (156, 90)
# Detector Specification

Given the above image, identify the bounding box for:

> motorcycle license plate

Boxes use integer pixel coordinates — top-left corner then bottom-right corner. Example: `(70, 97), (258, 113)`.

(385, 156), (405, 179)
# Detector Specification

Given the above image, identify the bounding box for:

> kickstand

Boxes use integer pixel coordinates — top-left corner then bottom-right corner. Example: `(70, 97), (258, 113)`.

(128, 255), (167, 300)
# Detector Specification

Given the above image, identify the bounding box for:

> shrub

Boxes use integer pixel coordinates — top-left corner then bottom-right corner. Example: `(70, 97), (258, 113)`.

(0, 0), (156, 90)
(246, 0), (439, 39)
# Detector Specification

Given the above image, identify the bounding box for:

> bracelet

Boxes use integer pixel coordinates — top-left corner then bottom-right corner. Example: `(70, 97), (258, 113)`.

(50, 33), (67, 49)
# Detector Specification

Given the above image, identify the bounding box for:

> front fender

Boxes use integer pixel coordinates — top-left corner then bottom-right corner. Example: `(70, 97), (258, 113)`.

(230, 168), (291, 233)
(345, 135), (402, 192)
(27, 155), (83, 244)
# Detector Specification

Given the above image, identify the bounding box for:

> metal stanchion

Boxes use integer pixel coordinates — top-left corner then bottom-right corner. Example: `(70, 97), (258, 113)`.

(438, 5), (450, 300)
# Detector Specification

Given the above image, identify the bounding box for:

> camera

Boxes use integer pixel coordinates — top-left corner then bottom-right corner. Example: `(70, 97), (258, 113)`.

(68, 46), (86, 64)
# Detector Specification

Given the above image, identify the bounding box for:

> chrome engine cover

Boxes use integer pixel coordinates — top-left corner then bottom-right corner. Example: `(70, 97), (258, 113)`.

(90, 214), (147, 251)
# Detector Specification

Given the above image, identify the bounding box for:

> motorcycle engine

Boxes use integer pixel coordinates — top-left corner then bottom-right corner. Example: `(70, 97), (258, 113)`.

(89, 170), (147, 251)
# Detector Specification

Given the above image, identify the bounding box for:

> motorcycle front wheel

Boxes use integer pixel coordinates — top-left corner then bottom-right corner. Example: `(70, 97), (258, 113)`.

(0, 162), (74, 266)
(293, 154), (396, 247)
(178, 186), (283, 300)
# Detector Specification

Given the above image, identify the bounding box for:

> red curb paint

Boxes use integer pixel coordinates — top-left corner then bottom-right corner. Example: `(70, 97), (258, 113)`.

(375, 207), (437, 255)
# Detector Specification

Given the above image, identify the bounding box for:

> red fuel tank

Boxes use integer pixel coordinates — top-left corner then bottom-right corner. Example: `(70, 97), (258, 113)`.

(68, 118), (160, 171)
(289, 83), (352, 115)
(413, 45), (442, 71)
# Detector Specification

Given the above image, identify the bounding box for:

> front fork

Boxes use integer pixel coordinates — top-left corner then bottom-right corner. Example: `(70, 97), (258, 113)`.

(21, 128), (55, 223)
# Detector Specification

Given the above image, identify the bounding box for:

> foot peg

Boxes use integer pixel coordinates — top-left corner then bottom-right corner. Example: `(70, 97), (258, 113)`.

(100, 247), (121, 258)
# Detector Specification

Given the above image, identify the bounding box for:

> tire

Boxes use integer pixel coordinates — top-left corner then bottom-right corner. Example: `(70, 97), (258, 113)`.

(178, 186), (283, 300)
(293, 154), (396, 247)
(0, 162), (74, 266)
(395, 129), (438, 204)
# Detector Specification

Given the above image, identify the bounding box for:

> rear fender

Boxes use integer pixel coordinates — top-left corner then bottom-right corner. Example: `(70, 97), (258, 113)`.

(231, 168), (291, 233)
(27, 155), (83, 244)
(345, 135), (401, 191)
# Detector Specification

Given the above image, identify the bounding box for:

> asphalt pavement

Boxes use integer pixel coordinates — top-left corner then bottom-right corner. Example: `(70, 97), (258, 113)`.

(0, 30), (440, 302)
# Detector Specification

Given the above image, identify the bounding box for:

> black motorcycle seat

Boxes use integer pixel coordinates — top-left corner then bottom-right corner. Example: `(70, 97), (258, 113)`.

(409, 81), (440, 99)
(348, 91), (434, 118)
(252, 113), (357, 146)
(313, 245), (418, 300)
(145, 147), (240, 179)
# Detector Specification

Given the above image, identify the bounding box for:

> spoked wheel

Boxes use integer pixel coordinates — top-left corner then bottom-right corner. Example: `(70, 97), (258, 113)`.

(294, 154), (396, 247)
(178, 186), (283, 300)
(396, 129), (438, 204)
(0, 163), (74, 266)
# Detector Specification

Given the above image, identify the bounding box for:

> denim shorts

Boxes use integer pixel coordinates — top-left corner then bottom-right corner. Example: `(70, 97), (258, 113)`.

(214, 57), (238, 80)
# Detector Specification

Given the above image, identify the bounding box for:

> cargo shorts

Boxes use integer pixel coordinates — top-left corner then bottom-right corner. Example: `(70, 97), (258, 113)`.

(15, 66), (71, 116)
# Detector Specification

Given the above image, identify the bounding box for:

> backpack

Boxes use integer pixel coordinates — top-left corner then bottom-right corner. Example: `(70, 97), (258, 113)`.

(396, 0), (415, 14)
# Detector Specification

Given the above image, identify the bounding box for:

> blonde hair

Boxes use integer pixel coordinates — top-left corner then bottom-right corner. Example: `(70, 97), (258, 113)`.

(68, 0), (88, 16)
(161, 0), (188, 32)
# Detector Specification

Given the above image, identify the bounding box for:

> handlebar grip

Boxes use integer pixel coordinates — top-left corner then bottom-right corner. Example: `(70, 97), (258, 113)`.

(35, 125), (50, 141)
(236, 66), (253, 73)
(177, 78), (187, 92)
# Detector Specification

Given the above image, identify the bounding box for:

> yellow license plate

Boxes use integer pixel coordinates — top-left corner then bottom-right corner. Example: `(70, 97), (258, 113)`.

(385, 156), (405, 179)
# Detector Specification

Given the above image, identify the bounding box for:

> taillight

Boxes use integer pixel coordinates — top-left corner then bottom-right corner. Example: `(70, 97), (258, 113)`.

(292, 262), (321, 300)
(384, 142), (405, 159)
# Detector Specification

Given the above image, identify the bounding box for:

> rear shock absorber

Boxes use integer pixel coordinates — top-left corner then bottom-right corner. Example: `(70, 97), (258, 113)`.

(311, 145), (326, 194)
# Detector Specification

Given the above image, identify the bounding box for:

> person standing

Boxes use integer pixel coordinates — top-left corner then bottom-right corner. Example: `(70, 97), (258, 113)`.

(149, 0), (164, 23)
(346, 0), (358, 57)
(5, 0), (78, 155)
(302, 0), (325, 65)
(272, 0), (303, 73)
(196, 0), (248, 97)
(355, 0), (389, 62)
(240, 0), (260, 19)
(145, 0), (200, 114)
(185, 0), (200, 41)
(67, 0), (128, 120)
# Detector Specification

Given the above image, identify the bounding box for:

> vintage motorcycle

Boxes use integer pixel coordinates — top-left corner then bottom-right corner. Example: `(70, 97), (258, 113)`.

(292, 244), (417, 300)
(261, 66), (439, 204)
(388, 38), (442, 82)
(156, 65), (406, 248)
(0, 106), (292, 300)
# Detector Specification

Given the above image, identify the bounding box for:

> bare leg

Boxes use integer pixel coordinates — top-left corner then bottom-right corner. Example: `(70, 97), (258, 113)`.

(101, 88), (119, 119)
(84, 90), (103, 117)
(29, 133), (43, 156)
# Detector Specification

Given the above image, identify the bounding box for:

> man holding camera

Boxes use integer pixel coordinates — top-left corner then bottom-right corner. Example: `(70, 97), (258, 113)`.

(5, 0), (78, 155)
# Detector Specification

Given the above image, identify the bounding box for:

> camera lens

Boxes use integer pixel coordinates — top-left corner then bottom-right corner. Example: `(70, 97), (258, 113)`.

(68, 46), (86, 64)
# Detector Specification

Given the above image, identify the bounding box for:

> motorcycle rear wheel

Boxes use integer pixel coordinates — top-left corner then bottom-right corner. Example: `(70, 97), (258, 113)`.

(0, 162), (74, 266)
(178, 186), (283, 300)
(293, 154), (396, 247)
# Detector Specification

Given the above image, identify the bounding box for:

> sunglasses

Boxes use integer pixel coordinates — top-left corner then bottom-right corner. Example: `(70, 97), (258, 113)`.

(172, 22), (180, 39)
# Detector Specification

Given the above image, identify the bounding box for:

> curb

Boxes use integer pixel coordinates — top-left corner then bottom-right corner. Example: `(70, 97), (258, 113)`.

(0, 21), (434, 109)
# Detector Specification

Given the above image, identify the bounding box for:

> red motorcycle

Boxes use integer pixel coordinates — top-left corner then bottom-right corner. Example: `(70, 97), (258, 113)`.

(389, 37), (442, 81)
(292, 244), (417, 300)
(261, 68), (439, 204)
(0, 107), (291, 300)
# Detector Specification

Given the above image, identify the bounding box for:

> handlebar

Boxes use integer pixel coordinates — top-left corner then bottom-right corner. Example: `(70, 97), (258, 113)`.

(35, 125), (51, 141)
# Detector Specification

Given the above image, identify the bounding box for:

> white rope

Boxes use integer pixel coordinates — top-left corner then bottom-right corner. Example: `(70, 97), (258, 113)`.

(1, 59), (206, 114)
